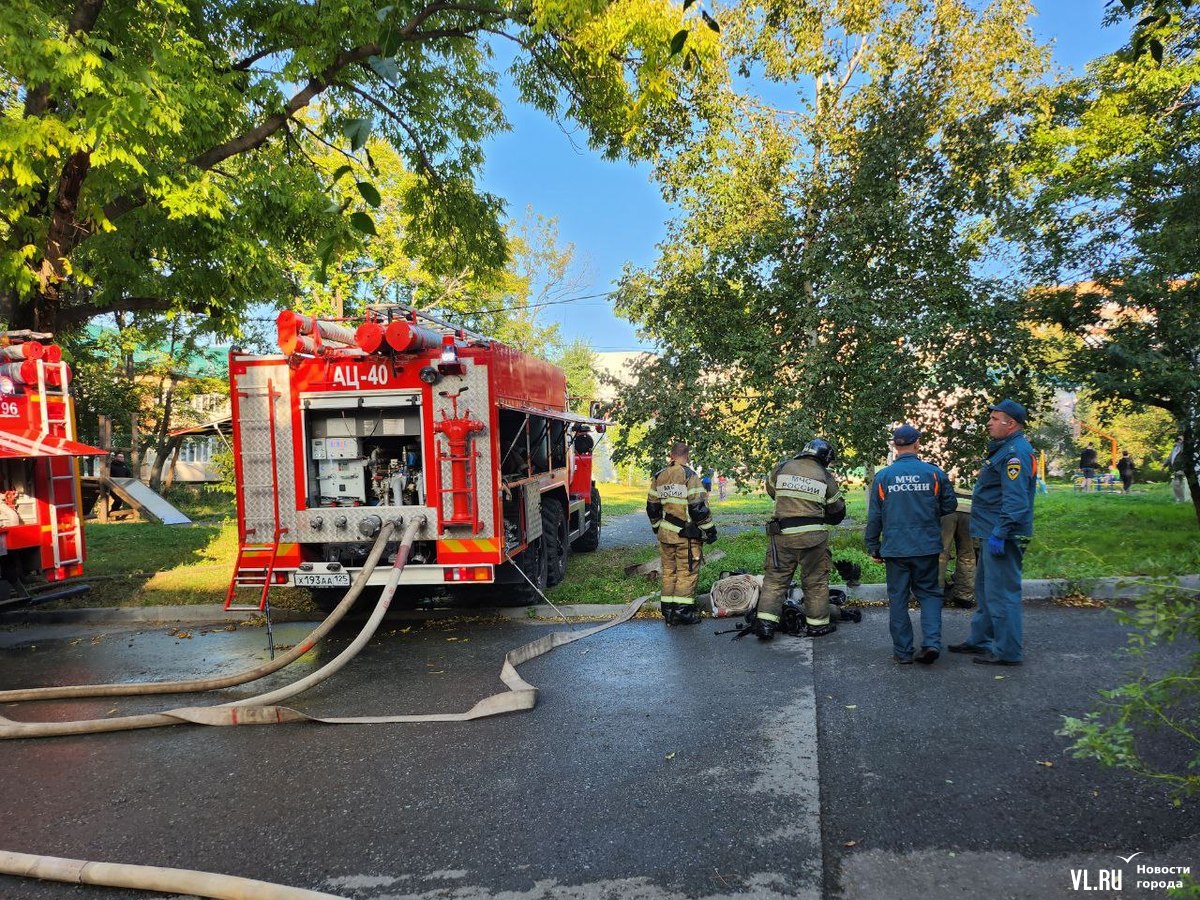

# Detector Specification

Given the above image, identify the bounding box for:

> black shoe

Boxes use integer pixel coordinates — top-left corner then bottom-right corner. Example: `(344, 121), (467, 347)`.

(674, 606), (701, 625)
(973, 653), (1022, 667)
(838, 607), (862, 624)
(805, 622), (837, 638)
(950, 598), (976, 609)
(894, 654), (914, 665)
(752, 619), (776, 641)
(947, 642), (986, 654)
(915, 647), (940, 665)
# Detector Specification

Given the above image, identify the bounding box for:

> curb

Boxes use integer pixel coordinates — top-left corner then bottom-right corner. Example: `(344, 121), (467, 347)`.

(2, 575), (1197, 628)
(841, 573), (1200, 604)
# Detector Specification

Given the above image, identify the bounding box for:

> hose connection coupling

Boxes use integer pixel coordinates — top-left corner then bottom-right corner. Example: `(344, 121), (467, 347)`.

(357, 514), (384, 538)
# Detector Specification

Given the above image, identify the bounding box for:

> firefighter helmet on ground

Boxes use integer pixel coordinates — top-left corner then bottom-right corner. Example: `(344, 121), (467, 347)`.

(798, 438), (835, 467)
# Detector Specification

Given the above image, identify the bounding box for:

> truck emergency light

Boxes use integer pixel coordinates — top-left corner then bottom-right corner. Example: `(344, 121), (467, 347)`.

(437, 334), (466, 376)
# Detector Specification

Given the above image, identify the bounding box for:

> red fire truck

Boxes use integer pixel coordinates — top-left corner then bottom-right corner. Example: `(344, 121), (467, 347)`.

(0, 331), (105, 608)
(226, 305), (606, 612)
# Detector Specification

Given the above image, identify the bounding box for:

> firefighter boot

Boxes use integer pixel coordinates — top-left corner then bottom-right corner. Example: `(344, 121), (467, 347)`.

(752, 617), (777, 641)
(660, 601), (677, 625)
(673, 605), (701, 626)
(805, 622), (838, 638)
(838, 606), (863, 624)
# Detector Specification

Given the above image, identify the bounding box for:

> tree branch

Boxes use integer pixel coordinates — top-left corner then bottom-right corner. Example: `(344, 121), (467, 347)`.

(101, 0), (521, 225)
(227, 47), (277, 72)
(343, 81), (441, 181)
(23, 0), (106, 118)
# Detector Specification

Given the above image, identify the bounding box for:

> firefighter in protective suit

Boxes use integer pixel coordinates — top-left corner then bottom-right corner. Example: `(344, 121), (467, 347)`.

(647, 443), (717, 625)
(754, 438), (846, 640)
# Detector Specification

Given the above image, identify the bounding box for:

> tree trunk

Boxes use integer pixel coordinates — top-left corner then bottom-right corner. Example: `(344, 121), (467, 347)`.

(1183, 405), (1200, 530)
(148, 377), (178, 493)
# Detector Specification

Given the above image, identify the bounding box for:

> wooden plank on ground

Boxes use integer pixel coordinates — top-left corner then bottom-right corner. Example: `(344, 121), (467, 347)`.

(624, 549), (725, 577)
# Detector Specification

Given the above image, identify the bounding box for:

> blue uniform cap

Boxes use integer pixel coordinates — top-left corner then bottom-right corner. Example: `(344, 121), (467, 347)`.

(988, 399), (1027, 425)
(891, 424), (922, 445)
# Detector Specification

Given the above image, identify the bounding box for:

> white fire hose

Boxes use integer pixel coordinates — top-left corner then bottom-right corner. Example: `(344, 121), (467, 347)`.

(0, 514), (649, 896)
(0, 850), (342, 899)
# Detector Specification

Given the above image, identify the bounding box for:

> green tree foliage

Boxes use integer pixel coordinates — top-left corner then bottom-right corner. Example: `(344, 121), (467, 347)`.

(1059, 585), (1200, 804)
(284, 147), (588, 359)
(1022, 3), (1200, 526)
(558, 339), (598, 413)
(0, 0), (716, 333)
(612, 0), (1050, 477)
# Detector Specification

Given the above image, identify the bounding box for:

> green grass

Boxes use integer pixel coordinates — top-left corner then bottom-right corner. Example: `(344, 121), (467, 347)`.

(1020, 483), (1200, 578)
(550, 481), (1199, 605)
(597, 482), (648, 516)
(36, 479), (1200, 610)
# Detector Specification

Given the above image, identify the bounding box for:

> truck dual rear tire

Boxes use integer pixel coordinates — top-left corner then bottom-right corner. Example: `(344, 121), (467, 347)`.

(571, 486), (601, 553)
(543, 501), (569, 588)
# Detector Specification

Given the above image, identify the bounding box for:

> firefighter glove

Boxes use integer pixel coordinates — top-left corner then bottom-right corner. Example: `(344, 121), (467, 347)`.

(987, 534), (1006, 556)
(704, 527), (718, 545)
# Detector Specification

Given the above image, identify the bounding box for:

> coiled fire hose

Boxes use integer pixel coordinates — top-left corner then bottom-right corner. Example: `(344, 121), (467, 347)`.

(709, 573), (763, 617)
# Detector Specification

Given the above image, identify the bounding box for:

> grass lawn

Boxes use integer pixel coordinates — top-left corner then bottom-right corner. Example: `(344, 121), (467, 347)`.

(35, 480), (1200, 610)
(549, 481), (1200, 605)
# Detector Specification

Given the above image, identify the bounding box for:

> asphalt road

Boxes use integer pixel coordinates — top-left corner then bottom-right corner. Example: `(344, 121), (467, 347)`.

(0, 601), (1196, 899)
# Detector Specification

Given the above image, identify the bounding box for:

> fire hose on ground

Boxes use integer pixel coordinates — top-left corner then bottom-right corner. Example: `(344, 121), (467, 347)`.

(0, 514), (649, 896)
(0, 850), (343, 900)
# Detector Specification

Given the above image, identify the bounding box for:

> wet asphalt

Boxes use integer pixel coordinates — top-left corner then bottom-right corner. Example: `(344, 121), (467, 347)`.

(0, 615), (822, 899)
(0, 600), (1196, 899)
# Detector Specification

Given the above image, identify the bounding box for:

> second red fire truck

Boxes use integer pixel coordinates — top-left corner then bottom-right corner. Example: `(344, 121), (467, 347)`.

(227, 305), (606, 611)
(0, 331), (105, 608)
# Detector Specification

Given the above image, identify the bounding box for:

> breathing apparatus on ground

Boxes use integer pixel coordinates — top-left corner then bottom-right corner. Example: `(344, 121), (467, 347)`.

(713, 575), (863, 640)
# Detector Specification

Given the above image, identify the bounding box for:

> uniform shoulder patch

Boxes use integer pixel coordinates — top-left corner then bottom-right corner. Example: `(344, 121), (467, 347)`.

(1006, 457), (1022, 481)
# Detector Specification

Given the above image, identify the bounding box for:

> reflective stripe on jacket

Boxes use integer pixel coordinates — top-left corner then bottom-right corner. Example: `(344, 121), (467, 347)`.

(647, 462), (715, 538)
(767, 457), (845, 534)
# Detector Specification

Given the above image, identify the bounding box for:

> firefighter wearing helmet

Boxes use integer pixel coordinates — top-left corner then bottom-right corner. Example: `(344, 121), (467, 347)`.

(754, 438), (847, 640)
(646, 442), (717, 625)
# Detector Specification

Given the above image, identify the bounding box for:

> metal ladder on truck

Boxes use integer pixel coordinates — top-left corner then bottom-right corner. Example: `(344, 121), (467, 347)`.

(37, 360), (83, 572)
(224, 379), (285, 656)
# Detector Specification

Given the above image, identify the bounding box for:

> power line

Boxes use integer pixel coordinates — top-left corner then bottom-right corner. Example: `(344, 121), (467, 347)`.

(246, 290), (619, 325)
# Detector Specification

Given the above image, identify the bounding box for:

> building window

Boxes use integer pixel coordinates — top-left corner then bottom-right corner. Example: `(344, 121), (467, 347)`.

(178, 437), (215, 464)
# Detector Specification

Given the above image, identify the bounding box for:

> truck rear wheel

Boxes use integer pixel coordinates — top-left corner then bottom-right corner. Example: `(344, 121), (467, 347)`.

(543, 501), (569, 587)
(571, 486), (602, 553)
(492, 532), (547, 606)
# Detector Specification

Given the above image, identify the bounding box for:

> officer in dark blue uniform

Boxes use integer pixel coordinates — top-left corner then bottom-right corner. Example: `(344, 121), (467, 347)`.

(865, 424), (957, 664)
(949, 399), (1036, 666)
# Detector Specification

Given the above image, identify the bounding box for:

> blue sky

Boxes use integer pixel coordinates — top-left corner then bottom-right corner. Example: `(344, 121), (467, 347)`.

(479, 1), (1129, 353)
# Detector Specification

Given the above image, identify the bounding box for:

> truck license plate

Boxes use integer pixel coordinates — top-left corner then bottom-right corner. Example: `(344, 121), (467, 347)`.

(293, 572), (351, 588)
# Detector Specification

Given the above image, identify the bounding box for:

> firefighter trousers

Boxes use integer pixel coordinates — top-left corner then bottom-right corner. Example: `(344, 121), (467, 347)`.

(759, 533), (831, 626)
(939, 512), (975, 604)
(659, 535), (701, 607)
